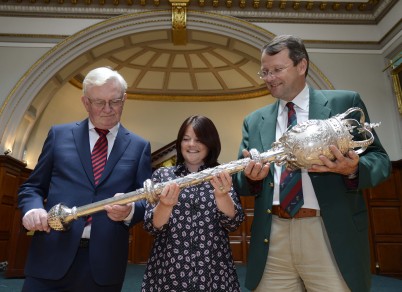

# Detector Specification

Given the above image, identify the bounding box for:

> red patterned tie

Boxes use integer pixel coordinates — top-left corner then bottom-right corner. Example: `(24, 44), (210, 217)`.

(279, 102), (304, 217)
(92, 128), (109, 185)
(86, 128), (109, 227)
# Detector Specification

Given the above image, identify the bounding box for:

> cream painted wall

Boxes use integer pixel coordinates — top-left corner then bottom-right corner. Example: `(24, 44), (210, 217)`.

(0, 46), (50, 106)
(24, 82), (272, 169)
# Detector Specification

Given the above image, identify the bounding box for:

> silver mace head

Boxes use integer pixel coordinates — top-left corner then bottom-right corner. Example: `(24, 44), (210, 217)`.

(47, 204), (78, 231)
(47, 107), (379, 231)
(270, 107), (379, 170)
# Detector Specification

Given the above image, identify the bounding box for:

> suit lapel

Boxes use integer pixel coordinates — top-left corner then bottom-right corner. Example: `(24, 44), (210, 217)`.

(97, 125), (131, 186)
(72, 119), (95, 186)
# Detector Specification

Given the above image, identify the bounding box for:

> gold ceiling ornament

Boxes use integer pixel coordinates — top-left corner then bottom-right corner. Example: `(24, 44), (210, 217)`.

(266, 1), (274, 9)
(169, 0), (189, 46)
(252, 0), (260, 9)
(293, 2), (301, 10)
(306, 1), (314, 10)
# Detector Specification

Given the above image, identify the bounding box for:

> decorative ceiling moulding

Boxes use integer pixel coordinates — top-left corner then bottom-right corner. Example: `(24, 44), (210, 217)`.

(0, 0), (398, 25)
(0, 33), (66, 44)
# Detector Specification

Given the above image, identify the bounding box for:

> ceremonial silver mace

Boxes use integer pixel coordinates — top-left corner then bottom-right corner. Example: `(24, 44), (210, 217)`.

(48, 107), (379, 231)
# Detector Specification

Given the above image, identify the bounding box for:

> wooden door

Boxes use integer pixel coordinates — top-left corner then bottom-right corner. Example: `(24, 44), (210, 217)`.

(129, 223), (153, 264)
(0, 156), (26, 263)
(365, 160), (402, 278)
(230, 196), (253, 263)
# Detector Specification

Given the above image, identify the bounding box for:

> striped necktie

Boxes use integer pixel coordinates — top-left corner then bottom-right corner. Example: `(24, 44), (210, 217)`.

(92, 128), (109, 185)
(279, 102), (304, 217)
(85, 128), (109, 227)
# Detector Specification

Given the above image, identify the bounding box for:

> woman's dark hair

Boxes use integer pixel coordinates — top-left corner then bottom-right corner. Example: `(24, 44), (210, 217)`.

(261, 35), (309, 77)
(175, 115), (221, 168)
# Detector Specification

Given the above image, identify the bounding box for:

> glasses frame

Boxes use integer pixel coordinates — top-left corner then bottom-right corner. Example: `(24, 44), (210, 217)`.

(257, 63), (294, 79)
(86, 97), (125, 109)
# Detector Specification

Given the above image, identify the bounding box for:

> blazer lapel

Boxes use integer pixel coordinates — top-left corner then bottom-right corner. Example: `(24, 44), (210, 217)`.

(309, 87), (331, 120)
(259, 101), (279, 175)
(260, 101), (279, 151)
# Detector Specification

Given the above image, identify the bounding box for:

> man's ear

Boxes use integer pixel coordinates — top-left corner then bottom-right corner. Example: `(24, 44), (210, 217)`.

(297, 58), (308, 76)
(81, 96), (90, 112)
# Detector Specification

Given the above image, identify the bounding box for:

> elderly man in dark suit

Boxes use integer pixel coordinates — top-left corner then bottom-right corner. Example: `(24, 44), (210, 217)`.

(234, 35), (391, 292)
(18, 67), (152, 291)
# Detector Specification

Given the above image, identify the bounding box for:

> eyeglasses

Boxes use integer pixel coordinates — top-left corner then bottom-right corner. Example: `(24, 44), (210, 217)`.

(86, 97), (124, 109)
(257, 64), (293, 79)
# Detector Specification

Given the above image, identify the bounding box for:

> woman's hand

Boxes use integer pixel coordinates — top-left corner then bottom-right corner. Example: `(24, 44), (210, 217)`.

(211, 170), (232, 197)
(158, 182), (180, 207)
(152, 182), (180, 229)
(211, 171), (236, 218)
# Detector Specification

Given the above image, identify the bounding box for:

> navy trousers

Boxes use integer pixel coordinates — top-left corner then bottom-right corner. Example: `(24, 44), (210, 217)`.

(22, 246), (123, 292)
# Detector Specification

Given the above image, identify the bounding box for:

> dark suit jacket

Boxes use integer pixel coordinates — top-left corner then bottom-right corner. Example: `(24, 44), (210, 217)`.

(234, 88), (391, 292)
(18, 119), (152, 286)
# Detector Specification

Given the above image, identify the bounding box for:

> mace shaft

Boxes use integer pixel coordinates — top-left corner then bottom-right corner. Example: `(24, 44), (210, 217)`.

(62, 147), (283, 221)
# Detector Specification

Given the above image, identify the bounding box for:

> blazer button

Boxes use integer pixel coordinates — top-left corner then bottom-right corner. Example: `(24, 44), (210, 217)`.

(269, 182), (274, 188)
(264, 239), (269, 244)
(266, 209), (271, 214)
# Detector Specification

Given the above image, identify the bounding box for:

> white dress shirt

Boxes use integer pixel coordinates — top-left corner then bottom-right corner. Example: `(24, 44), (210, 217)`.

(272, 85), (320, 210)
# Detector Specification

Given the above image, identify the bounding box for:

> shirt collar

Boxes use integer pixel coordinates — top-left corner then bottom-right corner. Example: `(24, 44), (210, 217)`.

(88, 120), (120, 137)
(278, 84), (309, 114)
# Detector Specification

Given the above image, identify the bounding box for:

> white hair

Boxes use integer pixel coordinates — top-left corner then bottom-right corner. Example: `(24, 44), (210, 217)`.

(82, 67), (127, 96)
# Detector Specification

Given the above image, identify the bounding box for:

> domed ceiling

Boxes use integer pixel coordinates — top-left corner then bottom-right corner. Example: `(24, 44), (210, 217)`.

(70, 29), (267, 101)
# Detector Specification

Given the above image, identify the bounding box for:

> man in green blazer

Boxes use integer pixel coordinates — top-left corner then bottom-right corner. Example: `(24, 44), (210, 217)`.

(234, 35), (391, 292)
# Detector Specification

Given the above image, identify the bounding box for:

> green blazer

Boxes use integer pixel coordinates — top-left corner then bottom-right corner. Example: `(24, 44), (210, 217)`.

(234, 88), (391, 292)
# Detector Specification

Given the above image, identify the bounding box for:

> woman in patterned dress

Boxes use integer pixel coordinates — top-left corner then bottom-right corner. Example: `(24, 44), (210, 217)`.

(141, 115), (245, 292)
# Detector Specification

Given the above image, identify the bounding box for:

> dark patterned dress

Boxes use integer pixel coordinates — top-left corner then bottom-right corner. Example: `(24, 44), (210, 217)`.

(141, 164), (245, 292)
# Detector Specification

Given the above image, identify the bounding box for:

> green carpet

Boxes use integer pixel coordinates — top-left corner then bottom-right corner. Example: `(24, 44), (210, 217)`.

(1, 263), (402, 291)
